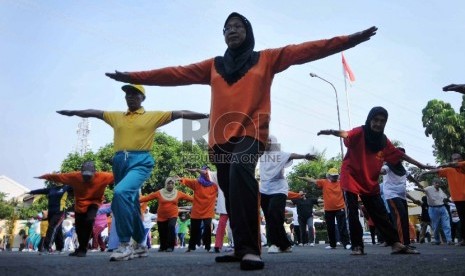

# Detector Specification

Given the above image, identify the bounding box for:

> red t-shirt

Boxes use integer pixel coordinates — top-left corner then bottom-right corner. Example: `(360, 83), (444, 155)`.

(340, 127), (403, 195)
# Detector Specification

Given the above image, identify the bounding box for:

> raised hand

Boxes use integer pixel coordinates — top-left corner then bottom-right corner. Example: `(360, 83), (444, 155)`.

(56, 110), (74, 116)
(304, 153), (317, 161)
(105, 70), (133, 83)
(348, 26), (378, 45)
(317, 130), (332, 136)
(443, 84), (465, 94)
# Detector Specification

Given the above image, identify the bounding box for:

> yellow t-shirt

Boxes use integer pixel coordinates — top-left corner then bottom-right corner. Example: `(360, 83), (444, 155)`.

(103, 108), (172, 151)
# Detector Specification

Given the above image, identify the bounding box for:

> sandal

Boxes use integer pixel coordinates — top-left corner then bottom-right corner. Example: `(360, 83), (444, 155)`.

(350, 246), (366, 256)
(391, 246), (420, 254)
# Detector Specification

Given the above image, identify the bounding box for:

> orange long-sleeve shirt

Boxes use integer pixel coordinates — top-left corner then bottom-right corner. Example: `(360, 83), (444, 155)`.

(287, 191), (303, 200)
(128, 36), (349, 147)
(39, 172), (114, 214)
(180, 178), (218, 219)
(140, 190), (193, 222)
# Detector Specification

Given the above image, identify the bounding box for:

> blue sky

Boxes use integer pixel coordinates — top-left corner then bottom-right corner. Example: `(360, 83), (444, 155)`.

(1, 1), (464, 190)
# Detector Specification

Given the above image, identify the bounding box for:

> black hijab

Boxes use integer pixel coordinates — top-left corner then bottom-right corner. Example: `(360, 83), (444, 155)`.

(362, 106), (388, 152)
(386, 147), (406, 176)
(214, 12), (260, 85)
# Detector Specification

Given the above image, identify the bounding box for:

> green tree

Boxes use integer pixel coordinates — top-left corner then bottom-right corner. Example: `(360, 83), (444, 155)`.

(0, 193), (14, 219)
(422, 97), (465, 163)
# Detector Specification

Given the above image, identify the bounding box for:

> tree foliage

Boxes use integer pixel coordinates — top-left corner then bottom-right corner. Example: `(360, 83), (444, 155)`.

(422, 97), (465, 163)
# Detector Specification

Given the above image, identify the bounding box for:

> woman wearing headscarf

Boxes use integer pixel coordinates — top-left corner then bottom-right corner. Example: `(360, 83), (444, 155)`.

(318, 106), (433, 255)
(179, 167), (218, 253)
(140, 177), (193, 252)
(259, 135), (315, 254)
(106, 12), (377, 270)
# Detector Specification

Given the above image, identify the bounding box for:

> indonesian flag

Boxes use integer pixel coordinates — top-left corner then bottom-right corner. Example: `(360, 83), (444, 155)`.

(342, 52), (355, 83)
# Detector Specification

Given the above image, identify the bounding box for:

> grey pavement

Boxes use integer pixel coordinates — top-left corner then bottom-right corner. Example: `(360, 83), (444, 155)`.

(0, 243), (464, 276)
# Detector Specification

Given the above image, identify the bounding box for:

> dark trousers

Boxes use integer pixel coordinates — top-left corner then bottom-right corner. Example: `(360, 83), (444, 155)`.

(44, 211), (65, 251)
(189, 218), (212, 251)
(261, 193), (291, 250)
(75, 204), (98, 253)
(211, 137), (263, 257)
(298, 216), (314, 244)
(158, 218), (177, 251)
(345, 191), (399, 248)
(325, 209), (350, 247)
(293, 225), (301, 245)
(387, 197), (410, 245)
(454, 201), (465, 242)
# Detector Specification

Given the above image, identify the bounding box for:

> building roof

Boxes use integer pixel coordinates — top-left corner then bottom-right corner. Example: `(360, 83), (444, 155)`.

(0, 175), (30, 201)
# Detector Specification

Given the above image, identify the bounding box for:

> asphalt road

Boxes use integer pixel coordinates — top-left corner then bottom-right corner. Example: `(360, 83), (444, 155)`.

(1, 243), (464, 275)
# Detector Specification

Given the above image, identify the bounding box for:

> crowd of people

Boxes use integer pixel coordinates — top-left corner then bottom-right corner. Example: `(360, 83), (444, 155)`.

(12, 12), (464, 271)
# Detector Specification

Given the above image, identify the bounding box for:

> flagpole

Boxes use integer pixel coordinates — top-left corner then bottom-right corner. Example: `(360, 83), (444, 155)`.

(344, 76), (352, 128)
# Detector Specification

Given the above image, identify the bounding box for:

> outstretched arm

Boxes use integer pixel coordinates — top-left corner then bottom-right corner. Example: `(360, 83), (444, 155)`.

(443, 84), (465, 95)
(297, 176), (317, 184)
(56, 109), (104, 120)
(289, 153), (317, 161)
(317, 129), (348, 138)
(417, 168), (440, 180)
(171, 111), (209, 121)
(402, 154), (435, 170)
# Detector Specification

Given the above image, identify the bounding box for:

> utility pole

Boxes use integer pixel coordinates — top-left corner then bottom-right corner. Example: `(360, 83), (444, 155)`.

(75, 118), (90, 156)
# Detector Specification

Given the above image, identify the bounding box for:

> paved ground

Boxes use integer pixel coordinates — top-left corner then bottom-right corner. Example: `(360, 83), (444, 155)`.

(0, 243), (464, 275)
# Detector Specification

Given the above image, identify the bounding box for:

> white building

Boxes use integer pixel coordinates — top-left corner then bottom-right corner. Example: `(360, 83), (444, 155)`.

(0, 175), (30, 202)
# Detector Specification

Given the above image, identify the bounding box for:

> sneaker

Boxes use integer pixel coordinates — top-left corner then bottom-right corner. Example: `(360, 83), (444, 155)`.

(89, 249), (99, 252)
(68, 250), (86, 257)
(344, 244), (352, 250)
(133, 244), (148, 258)
(325, 246), (336, 249)
(267, 245), (280, 254)
(309, 243), (315, 247)
(280, 246), (292, 253)
(109, 243), (134, 261)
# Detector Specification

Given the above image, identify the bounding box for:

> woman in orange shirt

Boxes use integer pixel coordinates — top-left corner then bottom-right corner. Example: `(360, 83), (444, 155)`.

(140, 177), (193, 252)
(106, 12), (377, 270)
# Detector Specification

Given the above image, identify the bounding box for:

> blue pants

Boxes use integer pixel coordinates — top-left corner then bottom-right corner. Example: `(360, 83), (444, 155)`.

(111, 151), (154, 244)
(428, 206), (452, 243)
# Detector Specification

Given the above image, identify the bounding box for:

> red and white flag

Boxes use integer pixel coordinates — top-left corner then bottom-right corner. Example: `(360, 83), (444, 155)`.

(342, 52), (355, 83)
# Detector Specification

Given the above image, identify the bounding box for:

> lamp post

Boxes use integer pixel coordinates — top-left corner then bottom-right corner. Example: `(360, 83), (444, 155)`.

(309, 73), (344, 158)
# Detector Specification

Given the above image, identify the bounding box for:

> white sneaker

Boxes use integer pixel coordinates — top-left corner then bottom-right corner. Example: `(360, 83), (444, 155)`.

(109, 243), (134, 261)
(345, 244), (352, 250)
(309, 243), (315, 247)
(325, 245), (336, 249)
(133, 244), (148, 258)
(267, 245), (280, 254)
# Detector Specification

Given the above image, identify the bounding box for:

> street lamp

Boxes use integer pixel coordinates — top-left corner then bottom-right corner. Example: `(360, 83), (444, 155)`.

(309, 73), (344, 158)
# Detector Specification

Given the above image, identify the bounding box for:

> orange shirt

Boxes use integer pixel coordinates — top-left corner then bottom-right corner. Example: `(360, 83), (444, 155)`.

(40, 172), (113, 213)
(180, 178), (218, 219)
(128, 36), (349, 147)
(438, 165), (465, 201)
(316, 179), (345, 211)
(140, 191), (193, 222)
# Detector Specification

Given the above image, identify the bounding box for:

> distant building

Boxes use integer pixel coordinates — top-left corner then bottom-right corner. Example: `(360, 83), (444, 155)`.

(0, 175), (30, 202)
